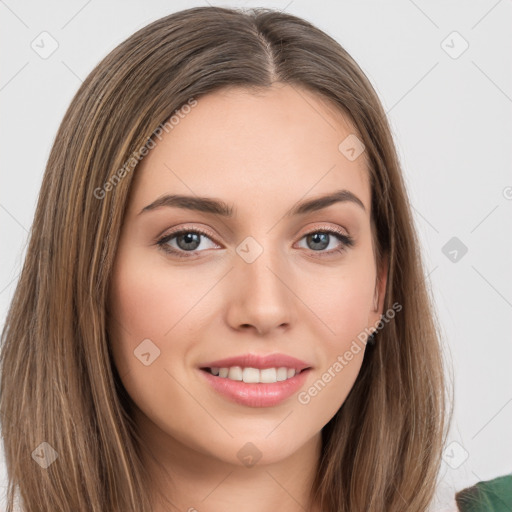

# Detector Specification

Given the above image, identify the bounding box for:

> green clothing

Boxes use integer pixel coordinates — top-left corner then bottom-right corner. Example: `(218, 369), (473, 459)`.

(456, 474), (512, 511)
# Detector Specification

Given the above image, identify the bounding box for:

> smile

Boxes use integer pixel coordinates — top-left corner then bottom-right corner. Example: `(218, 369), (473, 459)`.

(203, 366), (302, 383)
(198, 366), (312, 408)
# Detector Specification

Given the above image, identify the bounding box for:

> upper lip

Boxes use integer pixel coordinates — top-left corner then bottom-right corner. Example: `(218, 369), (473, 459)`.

(199, 353), (312, 372)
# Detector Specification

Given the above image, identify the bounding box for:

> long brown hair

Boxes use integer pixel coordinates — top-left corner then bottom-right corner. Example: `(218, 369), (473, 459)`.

(0, 6), (453, 511)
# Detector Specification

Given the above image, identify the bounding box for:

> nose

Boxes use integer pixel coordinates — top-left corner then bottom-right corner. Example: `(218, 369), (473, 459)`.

(225, 245), (296, 336)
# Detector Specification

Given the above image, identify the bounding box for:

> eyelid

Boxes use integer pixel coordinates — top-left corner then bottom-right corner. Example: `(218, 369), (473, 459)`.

(300, 222), (350, 238)
(156, 224), (219, 242)
(158, 222), (350, 241)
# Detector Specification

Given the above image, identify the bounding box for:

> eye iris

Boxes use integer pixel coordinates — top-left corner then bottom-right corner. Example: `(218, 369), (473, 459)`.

(308, 232), (329, 251)
(177, 232), (201, 251)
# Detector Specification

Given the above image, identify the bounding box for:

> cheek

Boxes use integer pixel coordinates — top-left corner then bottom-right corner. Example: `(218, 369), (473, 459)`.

(107, 246), (221, 404)
(295, 276), (372, 428)
(288, 256), (375, 422)
(107, 250), (208, 442)
(107, 249), (189, 376)
(304, 256), (376, 349)
(296, 349), (364, 444)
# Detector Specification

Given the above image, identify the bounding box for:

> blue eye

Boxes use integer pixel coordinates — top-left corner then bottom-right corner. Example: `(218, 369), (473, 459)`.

(156, 227), (219, 258)
(156, 226), (354, 259)
(297, 230), (354, 255)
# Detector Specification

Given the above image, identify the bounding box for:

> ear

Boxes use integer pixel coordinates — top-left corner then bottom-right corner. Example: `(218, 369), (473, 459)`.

(372, 252), (388, 316)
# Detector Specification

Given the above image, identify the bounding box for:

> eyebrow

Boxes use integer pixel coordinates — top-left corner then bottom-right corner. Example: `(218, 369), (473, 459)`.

(138, 189), (366, 217)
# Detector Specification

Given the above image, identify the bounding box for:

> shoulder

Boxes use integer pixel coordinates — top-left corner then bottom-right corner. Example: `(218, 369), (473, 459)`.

(455, 474), (512, 511)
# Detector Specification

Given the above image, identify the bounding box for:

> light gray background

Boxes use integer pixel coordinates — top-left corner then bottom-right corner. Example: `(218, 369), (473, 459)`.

(1, 1), (511, 511)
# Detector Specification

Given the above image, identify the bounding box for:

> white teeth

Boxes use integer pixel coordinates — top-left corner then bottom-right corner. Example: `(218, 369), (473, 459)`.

(276, 367), (288, 381)
(260, 368), (277, 383)
(243, 367), (260, 383)
(209, 366), (299, 383)
(227, 366), (243, 381)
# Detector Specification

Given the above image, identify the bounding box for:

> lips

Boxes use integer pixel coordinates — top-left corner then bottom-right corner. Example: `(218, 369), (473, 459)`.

(199, 353), (312, 372)
(198, 352), (313, 408)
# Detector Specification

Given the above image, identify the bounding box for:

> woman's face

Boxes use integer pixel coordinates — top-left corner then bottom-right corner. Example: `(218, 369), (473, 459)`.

(108, 83), (387, 469)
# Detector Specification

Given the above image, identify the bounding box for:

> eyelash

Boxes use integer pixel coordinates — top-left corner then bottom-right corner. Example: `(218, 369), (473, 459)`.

(156, 225), (354, 259)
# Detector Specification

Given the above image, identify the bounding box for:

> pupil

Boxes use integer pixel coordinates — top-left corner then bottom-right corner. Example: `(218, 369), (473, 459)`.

(309, 232), (329, 250)
(178, 232), (200, 250)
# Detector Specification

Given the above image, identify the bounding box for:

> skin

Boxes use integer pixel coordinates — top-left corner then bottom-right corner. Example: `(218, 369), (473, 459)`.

(107, 82), (388, 512)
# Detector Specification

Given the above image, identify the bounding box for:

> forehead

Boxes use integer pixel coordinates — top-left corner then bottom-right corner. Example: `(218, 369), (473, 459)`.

(128, 83), (370, 218)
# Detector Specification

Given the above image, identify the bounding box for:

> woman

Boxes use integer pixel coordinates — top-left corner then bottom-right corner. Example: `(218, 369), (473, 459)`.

(0, 6), (452, 511)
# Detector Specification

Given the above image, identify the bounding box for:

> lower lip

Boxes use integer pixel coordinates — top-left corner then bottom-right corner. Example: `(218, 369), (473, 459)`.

(199, 368), (311, 408)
